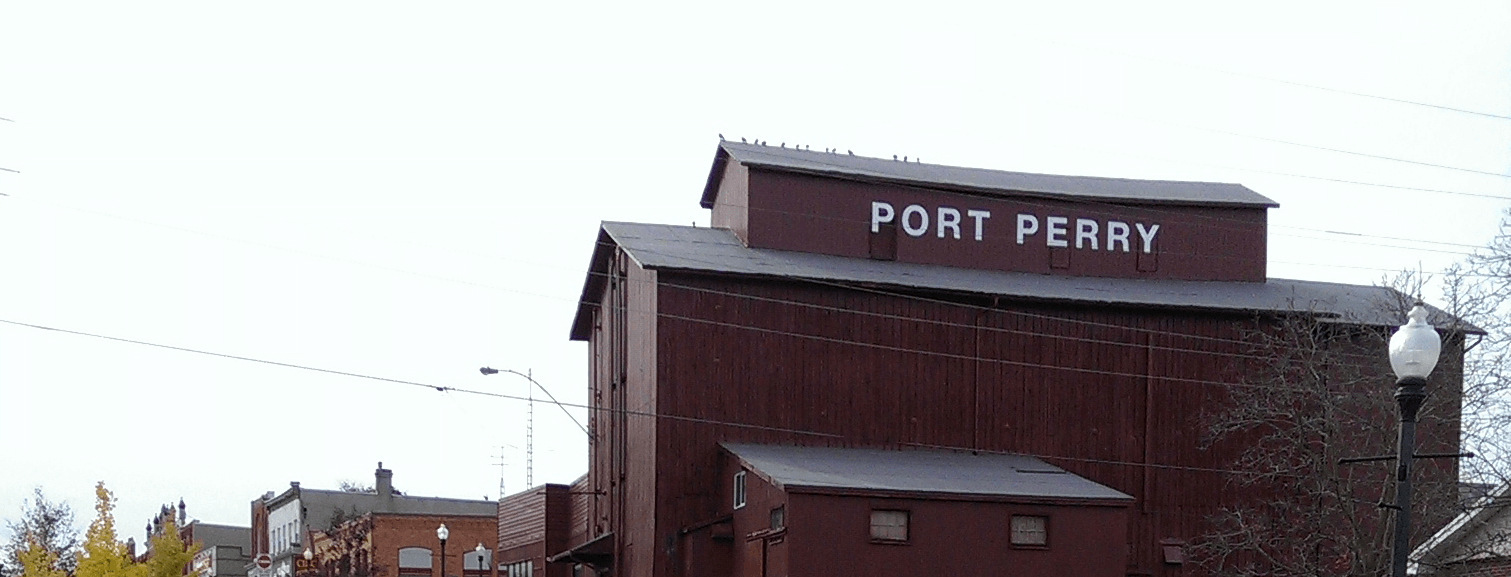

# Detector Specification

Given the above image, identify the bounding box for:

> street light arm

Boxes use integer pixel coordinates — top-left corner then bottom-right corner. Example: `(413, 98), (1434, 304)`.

(479, 367), (589, 436)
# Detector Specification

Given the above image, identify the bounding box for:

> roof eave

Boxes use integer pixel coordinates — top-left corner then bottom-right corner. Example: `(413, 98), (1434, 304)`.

(570, 228), (617, 341)
(698, 144), (732, 209)
(736, 159), (1278, 209)
(780, 484), (1134, 506)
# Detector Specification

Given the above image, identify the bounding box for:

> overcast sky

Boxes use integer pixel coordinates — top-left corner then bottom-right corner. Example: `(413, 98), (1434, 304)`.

(2, 1), (1509, 544)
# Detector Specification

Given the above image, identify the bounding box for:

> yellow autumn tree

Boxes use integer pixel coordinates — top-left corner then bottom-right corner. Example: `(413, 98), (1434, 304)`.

(16, 535), (66, 577)
(74, 482), (141, 577)
(139, 518), (194, 577)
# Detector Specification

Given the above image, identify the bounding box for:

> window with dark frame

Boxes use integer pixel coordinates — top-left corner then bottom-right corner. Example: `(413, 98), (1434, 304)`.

(769, 506), (784, 530)
(869, 509), (909, 543)
(1010, 515), (1048, 547)
(733, 470), (746, 509)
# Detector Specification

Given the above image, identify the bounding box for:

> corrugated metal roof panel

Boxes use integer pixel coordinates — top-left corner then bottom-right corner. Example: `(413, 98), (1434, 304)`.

(597, 221), (1473, 332)
(722, 443), (1133, 502)
(703, 141), (1279, 208)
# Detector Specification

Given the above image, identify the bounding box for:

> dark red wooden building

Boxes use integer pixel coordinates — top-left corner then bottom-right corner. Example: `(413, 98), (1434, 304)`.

(512, 142), (1467, 577)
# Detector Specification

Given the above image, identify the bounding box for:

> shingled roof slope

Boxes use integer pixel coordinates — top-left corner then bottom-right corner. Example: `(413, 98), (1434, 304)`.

(701, 141), (1278, 209)
(568, 222), (1476, 340)
(723, 443), (1132, 503)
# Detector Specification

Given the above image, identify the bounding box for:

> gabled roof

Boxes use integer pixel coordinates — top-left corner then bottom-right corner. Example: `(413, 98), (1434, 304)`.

(722, 443), (1132, 503)
(1411, 483), (1511, 573)
(701, 141), (1279, 209)
(568, 222), (1473, 340)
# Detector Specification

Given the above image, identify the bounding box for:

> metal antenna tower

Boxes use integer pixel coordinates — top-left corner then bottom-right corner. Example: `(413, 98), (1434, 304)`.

(495, 446), (507, 500)
(526, 368), (534, 489)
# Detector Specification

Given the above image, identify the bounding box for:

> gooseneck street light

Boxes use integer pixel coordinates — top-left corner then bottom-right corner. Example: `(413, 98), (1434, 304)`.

(474, 543), (485, 577)
(480, 366), (591, 492)
(437, 524), (449, 577)
(1388, 304), (1442, 577)
(478, 367), (589, 435)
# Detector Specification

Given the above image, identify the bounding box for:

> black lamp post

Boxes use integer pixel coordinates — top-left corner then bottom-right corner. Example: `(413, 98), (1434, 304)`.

(1387, 304), (1441, 577)
(437, 524), (449, 577)
(474, 543), (485, 577)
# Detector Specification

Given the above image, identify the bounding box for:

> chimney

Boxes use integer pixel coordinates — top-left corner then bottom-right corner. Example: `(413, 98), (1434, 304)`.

(376, 462), (393, 499)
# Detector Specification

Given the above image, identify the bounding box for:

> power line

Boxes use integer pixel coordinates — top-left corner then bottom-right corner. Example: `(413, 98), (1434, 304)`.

(3, 183), (1494, 364)
(1040, 36), (1511, 122)
(0, 316), (1321, 479)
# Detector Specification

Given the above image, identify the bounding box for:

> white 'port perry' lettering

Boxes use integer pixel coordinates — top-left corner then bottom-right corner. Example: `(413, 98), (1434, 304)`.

(870, 201), (1159, 254)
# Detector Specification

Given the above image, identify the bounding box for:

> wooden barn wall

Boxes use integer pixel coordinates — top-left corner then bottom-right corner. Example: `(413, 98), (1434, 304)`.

(586, 248), (660, 577)
(567, 475), (593, 552)
(497, 490), (546, 560)
(542, 485), (572, 577)
(642, 272), (1462, 577)
(741, 169), (1269, 282)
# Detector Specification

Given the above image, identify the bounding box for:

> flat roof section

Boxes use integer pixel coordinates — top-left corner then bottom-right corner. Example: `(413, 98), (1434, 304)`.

(566, 222), (1471, 340)
(723, 443), (1133, 503)
(702, 141), (1280, 209)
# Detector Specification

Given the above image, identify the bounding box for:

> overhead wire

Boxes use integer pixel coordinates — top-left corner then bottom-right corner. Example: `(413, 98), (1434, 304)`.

(1034, 34), (1511, 122)
(0, 316), (1340, 480)
(0, 190), (1486, 368)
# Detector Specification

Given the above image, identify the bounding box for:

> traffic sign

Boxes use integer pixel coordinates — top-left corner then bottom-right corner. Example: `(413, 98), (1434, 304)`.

(255, 554), (272, 570)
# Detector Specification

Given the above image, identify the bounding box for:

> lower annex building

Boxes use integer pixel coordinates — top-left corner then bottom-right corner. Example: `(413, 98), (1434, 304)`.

(498, 141), (1470, 577)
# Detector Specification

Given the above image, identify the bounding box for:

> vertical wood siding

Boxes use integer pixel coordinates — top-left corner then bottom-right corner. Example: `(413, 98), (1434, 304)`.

(620, 272), (1463, 577)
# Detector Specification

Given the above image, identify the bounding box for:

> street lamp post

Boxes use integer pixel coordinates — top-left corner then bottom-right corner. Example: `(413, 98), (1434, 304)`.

(480, 366), (590, 492)
(1387, 304), (1442, 577)
(437, 524), (449, 577)
(474, 543), (485, 577)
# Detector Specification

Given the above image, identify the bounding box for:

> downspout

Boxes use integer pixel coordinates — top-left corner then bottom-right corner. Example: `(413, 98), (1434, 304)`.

(973, 297), (998, 450)
(1144, 332), (1155, 515)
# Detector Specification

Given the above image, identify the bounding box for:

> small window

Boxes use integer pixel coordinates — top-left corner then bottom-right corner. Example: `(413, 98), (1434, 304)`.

(870, 510), (908, 542)
(733, 471), (747, 509)
(398, 547), (433, 575)
(769, 506), (784, 530)
(464, 549), (492, 576)
(1010, 515), (1048, 547)
(500, 560), (533, 577)
(1161, 539), (1186, 565)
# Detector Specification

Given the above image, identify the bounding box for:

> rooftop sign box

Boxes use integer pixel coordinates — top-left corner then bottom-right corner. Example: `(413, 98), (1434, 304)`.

(701, 143), (1278, 282)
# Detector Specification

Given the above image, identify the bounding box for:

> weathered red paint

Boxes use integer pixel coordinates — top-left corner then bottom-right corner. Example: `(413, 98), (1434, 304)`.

(711, 167), (1269, 282)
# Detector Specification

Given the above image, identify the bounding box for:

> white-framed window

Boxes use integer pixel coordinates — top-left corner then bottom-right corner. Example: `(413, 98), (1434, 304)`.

(1010, 515), (1048, 547)
(869, 510), (908, 542)
(500, 560), (533, 577)
(733, 470), (747, 509)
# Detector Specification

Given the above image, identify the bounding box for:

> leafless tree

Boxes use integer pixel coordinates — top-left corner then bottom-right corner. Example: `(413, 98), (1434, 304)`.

(1193, 209), (1511, 576)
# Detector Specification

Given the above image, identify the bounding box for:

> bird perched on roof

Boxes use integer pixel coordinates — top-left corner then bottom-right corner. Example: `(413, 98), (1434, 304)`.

(893, 155), (898, 161)
(741, 137), (747, 143)
(848, 150), (854, 155)
(780, 142), (786, 148)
